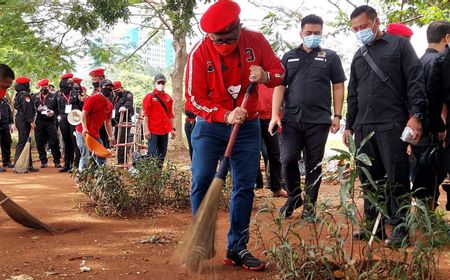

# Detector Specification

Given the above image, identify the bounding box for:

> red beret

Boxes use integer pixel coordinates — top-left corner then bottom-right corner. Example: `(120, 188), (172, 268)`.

(73, 77), (83, 84)
(200, 0), (241, 34)
(89, 68), (105, 77)
(113, 81), (122, 90)
(386, 23), (413, 38)
(36, 79), (49, 87)
(15, 76), (30, 84)
(60, 73), (74, 80)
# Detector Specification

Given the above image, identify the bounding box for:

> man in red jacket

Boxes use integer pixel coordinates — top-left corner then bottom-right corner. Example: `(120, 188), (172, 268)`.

(185, 0), (285, 271)
(142, 74), (176, 166)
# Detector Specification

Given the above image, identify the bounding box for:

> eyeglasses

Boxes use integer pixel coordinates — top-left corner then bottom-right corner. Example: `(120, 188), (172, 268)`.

(211, 37), (239, 45)
(210, 24), (241, 45)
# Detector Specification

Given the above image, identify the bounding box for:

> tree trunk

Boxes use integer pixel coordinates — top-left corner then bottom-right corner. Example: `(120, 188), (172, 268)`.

(170, 34), (188, 150)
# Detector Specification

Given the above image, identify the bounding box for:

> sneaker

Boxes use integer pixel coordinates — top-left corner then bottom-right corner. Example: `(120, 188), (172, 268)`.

(224, 249), (266, 271)
(280, 196), (303, 218)
(29, 167), (39, 172)
(3, 162), (14, 168)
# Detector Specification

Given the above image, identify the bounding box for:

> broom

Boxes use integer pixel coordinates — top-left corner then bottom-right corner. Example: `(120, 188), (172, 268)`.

(14, 129), (33, 173)
(0, 189), (57, 234)
(175, 83), (255, 272)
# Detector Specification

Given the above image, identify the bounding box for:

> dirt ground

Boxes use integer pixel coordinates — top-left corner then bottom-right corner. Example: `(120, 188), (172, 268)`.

(1, 151), (450, 280)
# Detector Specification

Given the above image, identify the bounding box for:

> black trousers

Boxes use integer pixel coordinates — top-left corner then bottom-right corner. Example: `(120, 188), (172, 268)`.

(184, 120), (196, 161)
(355, 122), (410, 226)
(14, 120), (32, 167)
(256, 119), (282, 192)
(35, 118), (61, 164)
(280, 120), (329, 205)
(0, 127), (12, 164)
(59, 116), (80, 168)
(114, 125), (131, 164)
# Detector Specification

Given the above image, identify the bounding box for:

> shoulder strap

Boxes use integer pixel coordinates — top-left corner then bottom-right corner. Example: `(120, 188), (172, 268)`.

(151, 93), (168, 114)
(360, 45), (400, 95)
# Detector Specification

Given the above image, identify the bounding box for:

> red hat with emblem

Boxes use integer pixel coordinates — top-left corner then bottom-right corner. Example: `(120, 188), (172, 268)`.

(36, 79), (49, 87)
(60, 73), (74, 80)
(113, 81), (122, 90)
(386, 23), (413, 38)
(89, 68), (105, 77)
(15, 76), (30, 84)
(73, 77), (83, 84)
(200, 0), (241, 34)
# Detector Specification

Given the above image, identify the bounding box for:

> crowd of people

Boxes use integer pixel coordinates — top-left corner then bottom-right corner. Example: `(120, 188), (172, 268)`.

(0, 0), (449, 272)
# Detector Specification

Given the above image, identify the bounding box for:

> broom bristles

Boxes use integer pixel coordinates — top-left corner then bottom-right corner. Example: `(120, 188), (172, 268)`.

(14, 142), (31, 173)
(174, 177), (224, 272)
(0, 191), (56, 234)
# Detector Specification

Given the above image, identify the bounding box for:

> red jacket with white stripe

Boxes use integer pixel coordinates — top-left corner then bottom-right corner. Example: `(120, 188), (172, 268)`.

(185, 28), (285, 123)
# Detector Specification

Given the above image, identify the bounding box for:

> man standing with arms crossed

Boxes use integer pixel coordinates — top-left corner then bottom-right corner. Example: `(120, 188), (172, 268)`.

(269, 14), (346, 221)
(344, 5), (426, 246)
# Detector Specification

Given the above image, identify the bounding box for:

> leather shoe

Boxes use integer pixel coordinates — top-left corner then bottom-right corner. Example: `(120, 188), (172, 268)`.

(29, 167), (39, 172)
(353, 229), (386, 241)
(40, 163), (48, 168)
(3, 162), (14, 168)
(280, 196), (303, 218)
(59, 166), (71, 173)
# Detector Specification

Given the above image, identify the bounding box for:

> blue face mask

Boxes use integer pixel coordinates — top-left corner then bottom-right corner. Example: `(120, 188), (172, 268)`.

(303, 35), (322, 49)
(356, 21), (376, 45)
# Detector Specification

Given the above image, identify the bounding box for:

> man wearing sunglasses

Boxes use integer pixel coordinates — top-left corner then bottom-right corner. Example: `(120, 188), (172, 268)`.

(185, 0), (285, 271)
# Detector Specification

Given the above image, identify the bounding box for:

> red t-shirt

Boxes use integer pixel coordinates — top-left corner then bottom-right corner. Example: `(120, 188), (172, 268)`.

(142, 89), (174, 135)
(76, 93), (113, 139)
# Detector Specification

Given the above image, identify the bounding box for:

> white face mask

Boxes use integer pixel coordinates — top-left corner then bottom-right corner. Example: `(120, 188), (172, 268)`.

(156, 84), (165, 91)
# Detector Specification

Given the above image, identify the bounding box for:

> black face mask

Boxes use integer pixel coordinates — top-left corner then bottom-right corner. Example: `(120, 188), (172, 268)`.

(41, 88), (49, 95)
(101, 88), (112, 98)
(92, 82), (100, 89)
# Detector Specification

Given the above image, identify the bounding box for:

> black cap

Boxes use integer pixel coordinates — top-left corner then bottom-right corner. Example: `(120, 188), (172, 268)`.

(154, 74), (166, 83)
(99, 79), (113, 87)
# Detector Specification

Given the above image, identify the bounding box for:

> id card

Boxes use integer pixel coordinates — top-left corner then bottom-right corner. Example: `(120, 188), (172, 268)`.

(65, 104), (72, 114)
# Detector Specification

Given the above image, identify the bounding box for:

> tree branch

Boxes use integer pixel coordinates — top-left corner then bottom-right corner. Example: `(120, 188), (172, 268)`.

(53, 28), (72, 53)
(143, 0), (174, 34)
(122, 25), (161, 62)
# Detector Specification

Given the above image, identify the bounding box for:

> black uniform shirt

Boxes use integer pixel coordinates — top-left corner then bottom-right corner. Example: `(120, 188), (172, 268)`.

(346, 32), (426, 130)
(33, 92), (58, 121)
(281, 45), (346, 124)
(14, 91), (36, 124)
(0, 98), (13, 128)
(112, 90), (134, 124)
(56, 90), (83, 116)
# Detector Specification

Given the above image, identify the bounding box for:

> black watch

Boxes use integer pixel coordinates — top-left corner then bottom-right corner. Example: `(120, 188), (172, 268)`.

(412, 113), (423, 120)
(334, 114), (342, 120)
(172, 128), (176, 131)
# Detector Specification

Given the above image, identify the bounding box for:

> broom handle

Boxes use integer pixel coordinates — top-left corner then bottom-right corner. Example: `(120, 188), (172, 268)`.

(224, 82), (255, 157)
(216, 83), (255, 180)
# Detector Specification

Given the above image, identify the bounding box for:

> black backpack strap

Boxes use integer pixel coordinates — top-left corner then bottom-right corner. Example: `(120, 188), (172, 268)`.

(360, 45), (401, 95)
(151, 93), (168, 115)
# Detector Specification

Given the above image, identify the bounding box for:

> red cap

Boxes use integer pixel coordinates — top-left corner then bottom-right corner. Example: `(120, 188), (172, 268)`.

(60, 73), (74, 80)
(386, 23), (413, 38)
(73, 77), (83, 84)
(15, 76), (30, 84)
(36, 79), (49, 87)
(200, 0), (241, 34)
(113, 81), (122, 90)
(89, 68), (105, 77)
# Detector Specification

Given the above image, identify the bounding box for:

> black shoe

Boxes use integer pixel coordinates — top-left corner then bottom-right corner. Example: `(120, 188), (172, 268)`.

(385, 226), (409, 248)
(29, 167), (39, 172)
(54, 163), (62, 168)
(59, 166), (71, 173)
(3, 162), (14, 168)
(224, 249), (266, 271)
(300, 205), (315, 223)
(280, 196), (303, 218)
(40, 163), (48, 168)
(353, 228), (386, 241)
(0, 166), (6, 172)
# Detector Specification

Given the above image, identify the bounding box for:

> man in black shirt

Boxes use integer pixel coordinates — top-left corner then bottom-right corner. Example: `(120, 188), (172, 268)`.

(0, 64), (15, 172)
(269, 14), (346, 220)
(112, 81), (134, 165)
(411, 21), (450, 208)
(14, 76), (39, 172)
(34, 78), (61, 168)
(344, 5), (426, 246)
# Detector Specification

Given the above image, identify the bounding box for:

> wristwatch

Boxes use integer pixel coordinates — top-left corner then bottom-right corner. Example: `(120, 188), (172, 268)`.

(334, 114), (342, 120)
(412, 113), (423, 120)
(172, 128), (177, 131)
